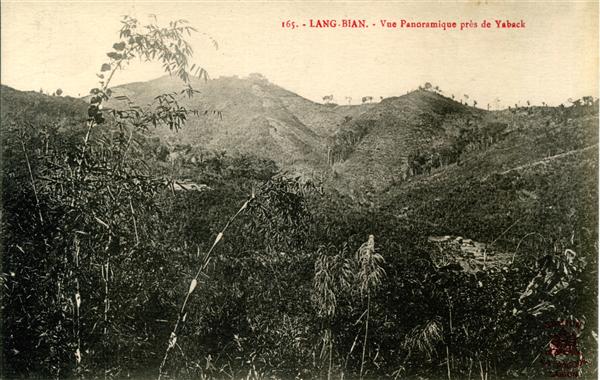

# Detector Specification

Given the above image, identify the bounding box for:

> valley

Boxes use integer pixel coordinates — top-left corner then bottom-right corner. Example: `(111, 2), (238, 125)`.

(1, 75), (597, 380)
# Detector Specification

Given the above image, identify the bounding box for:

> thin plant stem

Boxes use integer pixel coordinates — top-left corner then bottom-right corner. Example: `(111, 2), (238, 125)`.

(327, 330), (333, 380)
(446, 345), (452, 380)
(468, 358), (473, 380)
(344, 330), (361, 370)
(479, 358), (484, 380)
(73, 237), (82, 374)
(20, 139), (43, 223)
(119, 127), (134, 168)
(77, 60), (123, 176)
(360, 292), (370, 380)
(101, 233), (113, 380)
(158, 193), (254, 379)
(129, 198), (140, 245)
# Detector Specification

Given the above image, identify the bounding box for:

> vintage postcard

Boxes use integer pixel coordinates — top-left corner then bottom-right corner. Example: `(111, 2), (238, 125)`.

(1, 1), (598, 379)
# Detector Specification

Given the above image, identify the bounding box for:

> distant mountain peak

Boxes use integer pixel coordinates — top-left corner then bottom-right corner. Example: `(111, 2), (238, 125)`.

(106, 73), (365, 173)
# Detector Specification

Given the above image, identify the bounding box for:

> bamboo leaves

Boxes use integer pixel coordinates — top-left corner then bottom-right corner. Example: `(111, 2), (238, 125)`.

(356, 235), (386, 298)
(355, 235), (385, 379)
(312, 236), (386, 380)
(313, 252), (342, 319)
(90, 14), (217, 130)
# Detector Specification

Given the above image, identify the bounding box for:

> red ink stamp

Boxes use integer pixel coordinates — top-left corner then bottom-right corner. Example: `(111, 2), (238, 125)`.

(541, 320), (588, 377)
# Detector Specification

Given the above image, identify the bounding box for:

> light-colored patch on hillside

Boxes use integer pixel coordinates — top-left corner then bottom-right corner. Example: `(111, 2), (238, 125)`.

(429, 235), (512, 273)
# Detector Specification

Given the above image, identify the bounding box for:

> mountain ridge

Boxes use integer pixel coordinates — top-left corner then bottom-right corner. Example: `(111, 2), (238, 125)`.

(2, 76), (597, 197)
(104, 74), (376, 173)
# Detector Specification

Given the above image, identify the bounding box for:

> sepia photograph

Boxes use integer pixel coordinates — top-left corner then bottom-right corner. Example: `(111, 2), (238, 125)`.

(1, 1), (598, 379)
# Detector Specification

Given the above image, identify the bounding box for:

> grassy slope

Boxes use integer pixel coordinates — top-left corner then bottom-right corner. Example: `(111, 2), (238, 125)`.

(322, 90), (597, 252)
(331, 89), (483, 190)
(377, 104), (598, 250)
(0, 85), (88, 126)
(105, 75), (370, 174)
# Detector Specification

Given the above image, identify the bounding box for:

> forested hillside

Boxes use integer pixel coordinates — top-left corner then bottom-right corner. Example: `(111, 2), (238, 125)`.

(1, 15), (598, 380)
(103, 74), (365, 174)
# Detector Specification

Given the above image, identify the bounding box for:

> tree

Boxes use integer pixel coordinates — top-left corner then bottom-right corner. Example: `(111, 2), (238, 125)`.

(2, 15), (216, 378)
(323, 94), (334, 104)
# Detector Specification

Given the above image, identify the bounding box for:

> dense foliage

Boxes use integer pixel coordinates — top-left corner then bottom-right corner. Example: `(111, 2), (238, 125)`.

(1, 16), (597, 380)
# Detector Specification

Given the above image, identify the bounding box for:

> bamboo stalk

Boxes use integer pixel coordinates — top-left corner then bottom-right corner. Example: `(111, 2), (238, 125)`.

(344, 330), (361, 371)
(158, 193), (254, 379)
(327, 332), (333, 380)
(74, 237), (82, 373)
(129, 198), (140, 245)
(77, 60), (123, 177)
(468, 358), (473, 380)
(102, 234), (112, 339)
(118, 127), (134, 169)
(359, 292), (370, 380)
(102, 255), (110, 380)
(446, 345), (452, 380)
(20, 139), (43, 223)
(479, 359), (484, 380)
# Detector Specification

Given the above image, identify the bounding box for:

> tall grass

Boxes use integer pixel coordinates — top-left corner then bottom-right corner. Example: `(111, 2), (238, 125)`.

(355, 235), (385, 379)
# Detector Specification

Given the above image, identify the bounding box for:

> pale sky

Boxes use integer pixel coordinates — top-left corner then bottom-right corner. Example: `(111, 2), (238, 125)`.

(1, 1), (598, 107)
